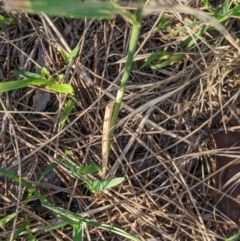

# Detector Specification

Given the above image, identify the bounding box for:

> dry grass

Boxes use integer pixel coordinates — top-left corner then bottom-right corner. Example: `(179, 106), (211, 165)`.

(1, 0), (240, 240)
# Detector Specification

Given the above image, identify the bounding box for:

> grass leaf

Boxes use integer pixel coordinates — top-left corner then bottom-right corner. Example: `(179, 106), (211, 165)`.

(73, 223), (83, 241)
(45, 221), (68, 231)
(0, 211), (20, 227)
(0, 79), (54, 92)
(45, 84), (75, 95)
(14, 70), (43, 79)
(77, 162), (101, 174)
(60, 98), (75, 130)
(60, 49), (69, 63)
(38, 163), (57, 183)
(10, 222), (28, 240)
(68, 46), (79, 62)
(90, 177), (124, 192)
(6, 0), (116, 19)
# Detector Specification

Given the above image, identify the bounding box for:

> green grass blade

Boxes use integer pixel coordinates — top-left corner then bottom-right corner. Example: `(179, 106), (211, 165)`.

(90, 177), (124, 192)
(45, 221), (68, 231)
(60, 156), (91, 185)
(45, 84), (75, 95)
(38, 202), (141, 241)
(60, 98), (75, 130)
(0, 79), (54, 92)
(14, 70), (43, 79)
(225, 230), (240, 241)
(73, 223), (82, 241)
(76, 162), (101, 174)
(139, 52), (159, 70)
(0, 168), (140, 241)
(110, 5), (142, 139)
(38, 163), (57, 183)
(68, 46), (79, 63)
(6, 0), (116, 19)
(0, 168), (34, 190)
(60, 49), (69, 63)
(149, 54), (183, 70)
(9, 221), (28, 241)
(0, 211), (20, 227)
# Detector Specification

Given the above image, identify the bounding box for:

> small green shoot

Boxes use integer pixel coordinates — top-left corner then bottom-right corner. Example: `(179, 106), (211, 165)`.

(59, 98), (75, 130)
(139, 51), (183, 70)
(60, 46), (79, 64)
(40, 67), (50, 79)
(157, 14), (172, 33)
(73, 223), (83, 241)
(26, 220), (38, 241)
(61, 151), (124, 194)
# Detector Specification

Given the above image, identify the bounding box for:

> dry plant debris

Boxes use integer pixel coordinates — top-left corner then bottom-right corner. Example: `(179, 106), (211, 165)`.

(1, 0), (240, 240)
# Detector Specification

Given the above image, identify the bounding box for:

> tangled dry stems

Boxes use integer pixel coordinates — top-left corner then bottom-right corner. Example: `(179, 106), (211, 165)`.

(1, 1), (240, 240)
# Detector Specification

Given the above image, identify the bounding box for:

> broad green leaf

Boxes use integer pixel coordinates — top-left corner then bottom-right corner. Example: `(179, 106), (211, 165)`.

(45, 84), (75, 95)
(90, 177), (124, 192)
(0, 79), (53, 92)
(0, 211), (20, 227)
(77, 163), (101, 174)
(60, 98), (75, 130)
(73, 223), (82, 241)
(68, 46), (79, 62)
